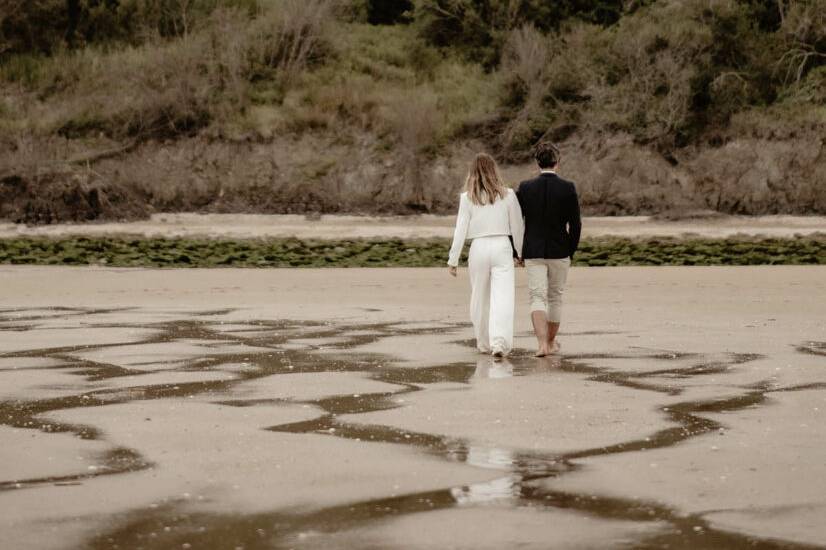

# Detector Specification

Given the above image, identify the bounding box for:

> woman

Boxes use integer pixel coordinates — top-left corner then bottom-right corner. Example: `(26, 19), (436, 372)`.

(448, 153), (524, 358)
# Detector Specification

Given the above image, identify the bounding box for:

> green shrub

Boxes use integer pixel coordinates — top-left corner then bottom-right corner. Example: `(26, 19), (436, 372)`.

(413, 0), (624, 67)
(0, 0), (260, 56)
(2, 0), (336, 141)
(780, 65), (826, 105)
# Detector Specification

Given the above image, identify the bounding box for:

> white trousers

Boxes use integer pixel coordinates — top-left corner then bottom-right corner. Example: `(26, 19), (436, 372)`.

(468, 236), (515, 354)
(525, 257), (570, 323)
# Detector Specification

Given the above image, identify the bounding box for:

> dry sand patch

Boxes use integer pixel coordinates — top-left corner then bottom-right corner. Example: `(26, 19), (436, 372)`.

(349, 332), (473, 368)
(0, 425), (110, 484)
(96, 370), (238, 390)
(0, 368), (94, 401)
(222, 371), (401, 403)
(0, 326), (158, 354)
(3, 213), (826, 240)
(0, 356), (67, 370)
(341, 357), (677, 454)
(67, 340), (276, 371)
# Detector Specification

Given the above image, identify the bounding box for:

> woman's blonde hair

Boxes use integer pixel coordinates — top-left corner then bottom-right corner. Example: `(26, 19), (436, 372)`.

(465, 153), (507, 205)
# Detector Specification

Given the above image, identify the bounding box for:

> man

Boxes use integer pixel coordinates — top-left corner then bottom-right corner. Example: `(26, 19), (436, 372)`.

(515, 142), (582, 357)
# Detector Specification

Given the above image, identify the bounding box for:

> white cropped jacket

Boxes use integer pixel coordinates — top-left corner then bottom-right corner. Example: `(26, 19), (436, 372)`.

(447, 189), (524, 267)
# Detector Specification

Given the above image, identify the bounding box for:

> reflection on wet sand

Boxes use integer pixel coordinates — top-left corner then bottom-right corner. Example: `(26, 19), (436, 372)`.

(473, 354), (564, 380)
(451, 475), (519, 505)
(472, 356), (514, 379)
(0, 305), (824, 549)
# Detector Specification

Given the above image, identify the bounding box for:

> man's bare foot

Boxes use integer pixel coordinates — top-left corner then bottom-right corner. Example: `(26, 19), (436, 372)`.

(547, 340), (561, 353)
(535, 344), (551, 357)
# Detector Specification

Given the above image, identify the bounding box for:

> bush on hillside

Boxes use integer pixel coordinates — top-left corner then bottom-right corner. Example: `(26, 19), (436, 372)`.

(3, 0), (334, 141)
(367, 0), (413, 24)
(0, 0), (258, 56)
(413, 0), (624, 67)
(496, 23), (596, 157)
(775, 0), (826, 88)
(490, 0), (821, 155)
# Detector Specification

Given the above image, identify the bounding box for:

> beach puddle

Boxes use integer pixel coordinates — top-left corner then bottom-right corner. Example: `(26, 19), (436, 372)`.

(0, 307), (823, 549)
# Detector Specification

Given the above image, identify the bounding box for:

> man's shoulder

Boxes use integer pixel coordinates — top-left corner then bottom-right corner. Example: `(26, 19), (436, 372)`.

(553, 175), (578, 192)
(517, 176), (542, 190)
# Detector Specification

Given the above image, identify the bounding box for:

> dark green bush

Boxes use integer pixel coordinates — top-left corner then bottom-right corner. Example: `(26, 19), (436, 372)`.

(368, 0), (413, 24)
(0, 0), (258, 56)
(413, 0), (624, 67)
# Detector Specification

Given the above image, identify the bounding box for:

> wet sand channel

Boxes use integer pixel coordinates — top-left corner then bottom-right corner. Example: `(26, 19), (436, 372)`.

(0, 266), (825, 549)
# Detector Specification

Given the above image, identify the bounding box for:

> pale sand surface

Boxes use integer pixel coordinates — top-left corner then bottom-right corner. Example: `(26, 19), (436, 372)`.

(0, 356), (67, 370)
(224, 371), (400, 402)
(0, 266), (824, 549)
(67, 339), (277, 370)
(340, 362), (677, 454)
(95, 369), (238, 390)
(2, 212), (826, 240)
(540, 389), (826, 546)
(0, 426), (110, 482)
(0, 368), (105, 401)
(0, 326), (158, 354)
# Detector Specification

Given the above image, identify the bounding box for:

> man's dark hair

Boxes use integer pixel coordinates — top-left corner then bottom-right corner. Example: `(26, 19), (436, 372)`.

(533, 142), (560, 169)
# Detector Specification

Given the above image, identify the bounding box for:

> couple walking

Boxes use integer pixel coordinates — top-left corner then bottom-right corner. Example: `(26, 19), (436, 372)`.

(447, 142), (581, 358)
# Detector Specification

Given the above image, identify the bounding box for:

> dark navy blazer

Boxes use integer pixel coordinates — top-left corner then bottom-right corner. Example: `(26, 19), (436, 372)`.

(515, 172), (582, 259)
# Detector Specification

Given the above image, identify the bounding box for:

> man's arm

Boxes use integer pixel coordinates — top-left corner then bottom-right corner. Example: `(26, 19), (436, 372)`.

(568, 187), (582, 259)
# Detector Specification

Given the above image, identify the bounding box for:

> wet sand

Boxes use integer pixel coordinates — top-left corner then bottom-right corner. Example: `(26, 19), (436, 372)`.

(3, 213), (826, 240)
(0, 266), (825, 549)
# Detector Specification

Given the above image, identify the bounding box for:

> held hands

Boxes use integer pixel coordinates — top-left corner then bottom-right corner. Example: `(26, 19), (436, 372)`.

(449, 260), (520, 276)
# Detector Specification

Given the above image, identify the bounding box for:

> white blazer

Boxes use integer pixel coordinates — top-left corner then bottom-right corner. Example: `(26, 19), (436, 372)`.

(447, 189), (524, 267)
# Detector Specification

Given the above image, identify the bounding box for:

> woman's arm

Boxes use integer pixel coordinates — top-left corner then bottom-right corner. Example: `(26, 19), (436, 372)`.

(447, 194), (471, 267)
(507, 190), (524, 260)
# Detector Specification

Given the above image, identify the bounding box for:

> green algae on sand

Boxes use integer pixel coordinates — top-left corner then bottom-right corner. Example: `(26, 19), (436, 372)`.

(0, 236), (824, 268)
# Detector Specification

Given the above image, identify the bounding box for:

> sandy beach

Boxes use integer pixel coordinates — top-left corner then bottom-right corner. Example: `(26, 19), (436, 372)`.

(3, 213), (826, 241)
(0, 265), (825, 549)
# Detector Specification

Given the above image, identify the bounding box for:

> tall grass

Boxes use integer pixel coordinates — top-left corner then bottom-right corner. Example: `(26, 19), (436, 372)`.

(0, 1), (334, 141)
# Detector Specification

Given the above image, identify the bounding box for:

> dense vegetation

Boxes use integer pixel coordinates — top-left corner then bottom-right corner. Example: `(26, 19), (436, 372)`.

(1, 0), (824, 222)
(1, 235), (824, 267)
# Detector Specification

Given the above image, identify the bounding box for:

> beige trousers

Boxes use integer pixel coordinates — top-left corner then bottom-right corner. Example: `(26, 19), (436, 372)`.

(525, 258), (570, 323)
